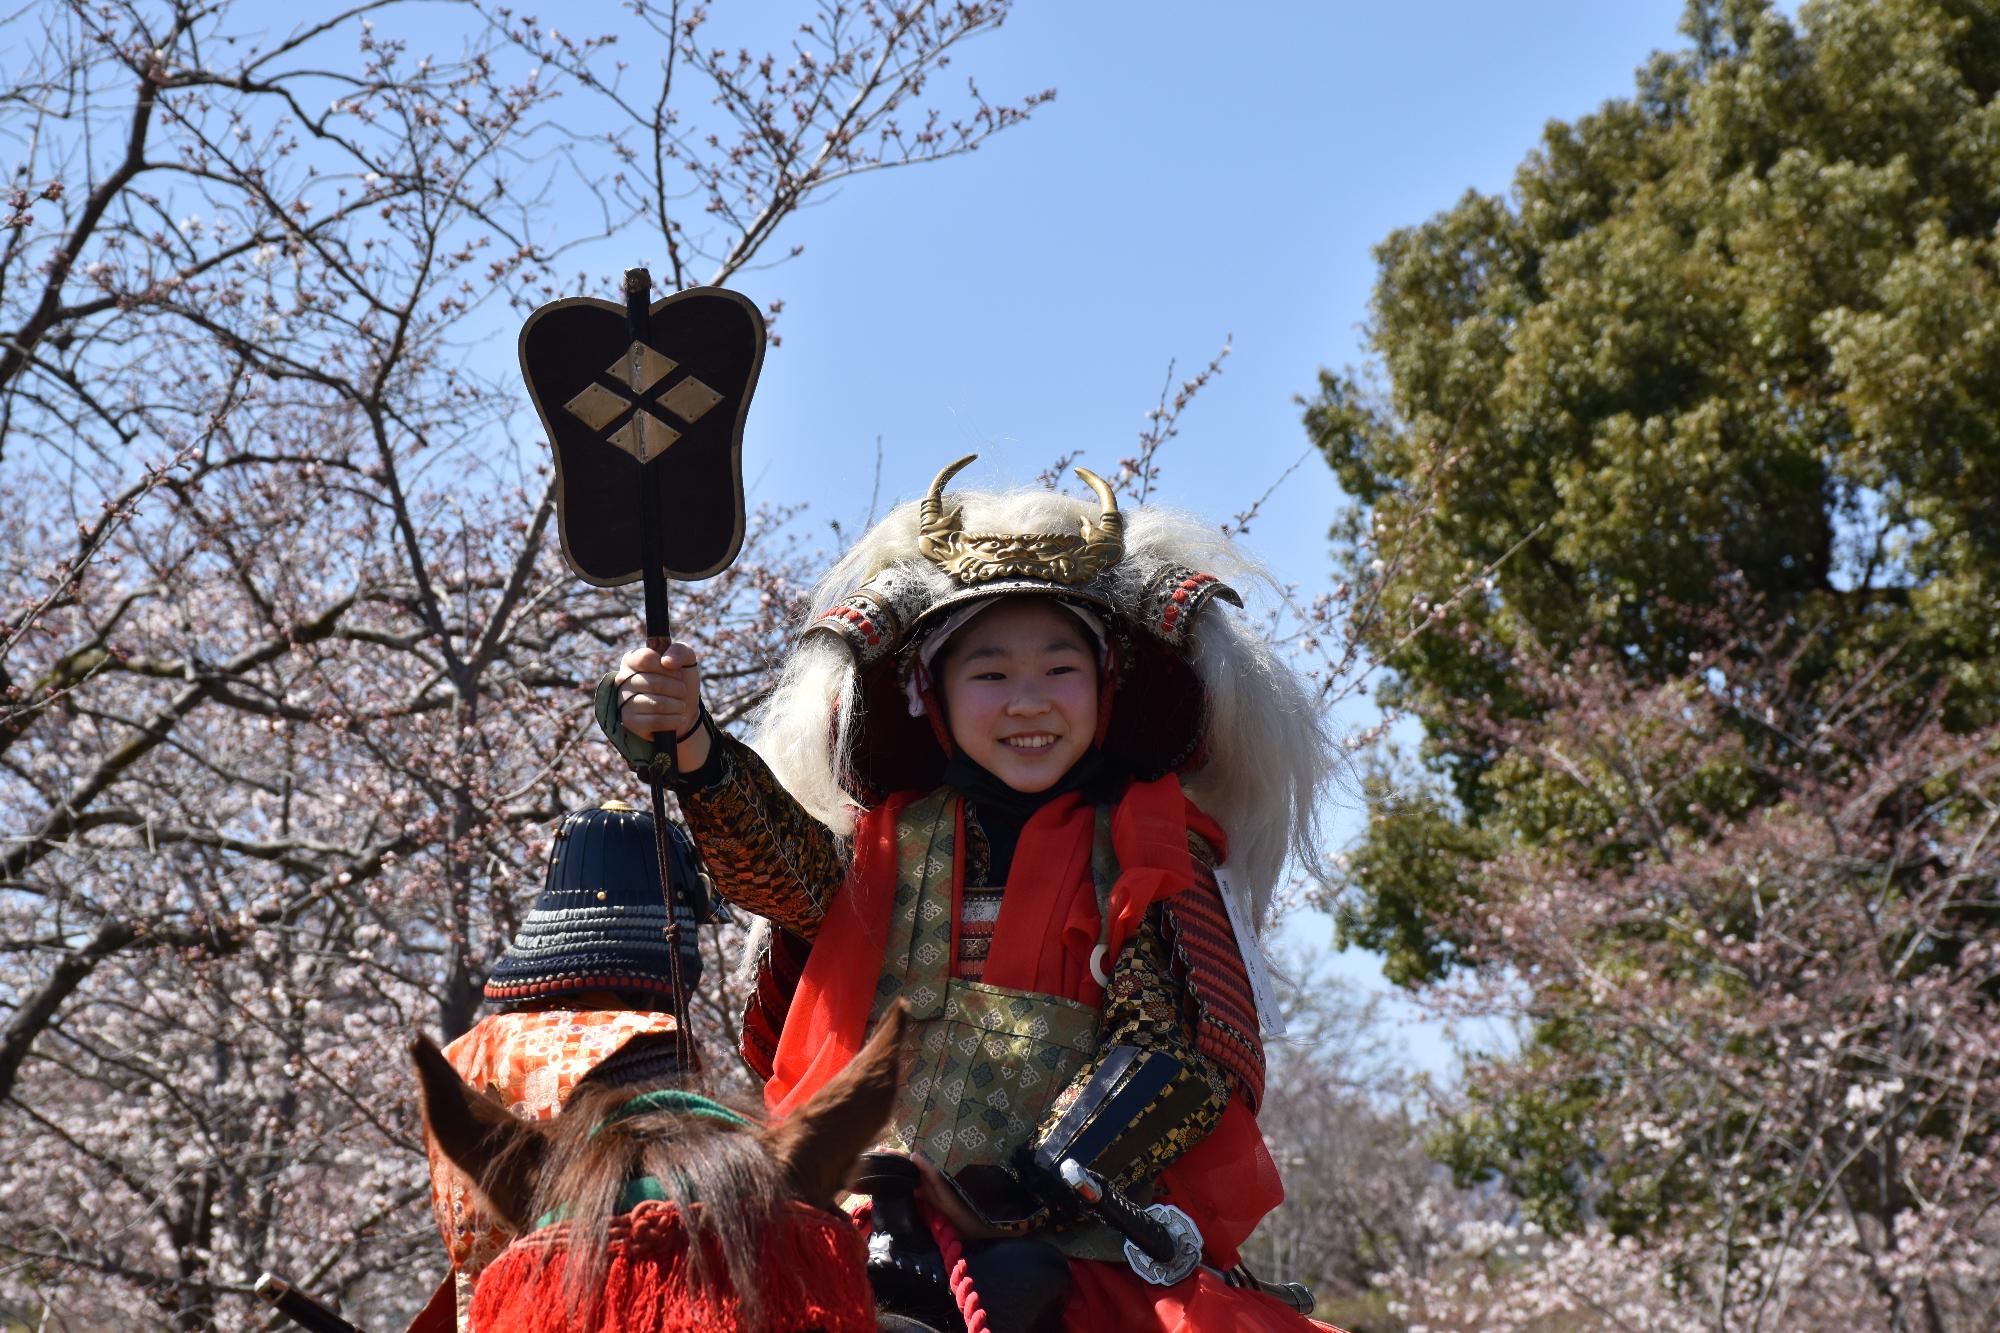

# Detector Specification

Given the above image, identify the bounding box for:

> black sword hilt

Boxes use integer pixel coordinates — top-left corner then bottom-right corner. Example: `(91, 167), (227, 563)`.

(1057, 1158), (1176, 1262)
(1056, 1158), (1202, 1286)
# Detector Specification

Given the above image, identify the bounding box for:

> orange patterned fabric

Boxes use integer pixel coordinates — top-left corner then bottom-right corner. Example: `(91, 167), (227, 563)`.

(426, 1008), (686, 1280)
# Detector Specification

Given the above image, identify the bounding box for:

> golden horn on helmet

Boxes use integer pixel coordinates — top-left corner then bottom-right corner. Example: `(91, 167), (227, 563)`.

(1073, 466), (1124, 561)
(915, 453), (1124, 585)
(918, 454), (976, 564)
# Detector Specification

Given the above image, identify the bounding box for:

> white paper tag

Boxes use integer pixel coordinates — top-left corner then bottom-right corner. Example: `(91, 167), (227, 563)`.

(1213, 866), (1286, 1037)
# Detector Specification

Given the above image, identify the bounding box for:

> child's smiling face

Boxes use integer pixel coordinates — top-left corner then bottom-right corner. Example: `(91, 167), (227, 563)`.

(935, 598), (1099, 793)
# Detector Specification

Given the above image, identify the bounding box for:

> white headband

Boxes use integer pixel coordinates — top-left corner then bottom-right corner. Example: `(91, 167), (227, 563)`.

(904, 597), (1108, 717)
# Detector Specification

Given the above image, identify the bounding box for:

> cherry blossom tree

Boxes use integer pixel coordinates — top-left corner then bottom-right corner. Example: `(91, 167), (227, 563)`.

(1363, 594), (2000, 1330)
(0, 1), (1049, 1324)
(1240, 954), (1514, 1332)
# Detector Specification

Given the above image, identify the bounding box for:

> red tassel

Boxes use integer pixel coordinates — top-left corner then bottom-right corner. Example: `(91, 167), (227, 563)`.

(469, 1202), (875, 1333)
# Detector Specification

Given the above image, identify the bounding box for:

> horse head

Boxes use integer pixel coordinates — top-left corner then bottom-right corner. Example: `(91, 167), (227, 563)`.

(412, 1001), (908, 1331)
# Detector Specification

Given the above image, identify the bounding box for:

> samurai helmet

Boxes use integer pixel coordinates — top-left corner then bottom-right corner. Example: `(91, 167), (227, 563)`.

(797, 454), (1243, 803)
(483, 799), (718, 1008)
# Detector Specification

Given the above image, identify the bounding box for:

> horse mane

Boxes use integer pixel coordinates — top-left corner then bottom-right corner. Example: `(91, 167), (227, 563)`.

(499, 1079), (787, 1327)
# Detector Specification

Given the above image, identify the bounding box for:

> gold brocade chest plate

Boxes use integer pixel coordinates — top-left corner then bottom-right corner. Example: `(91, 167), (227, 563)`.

(865, 789), (1110, 1177)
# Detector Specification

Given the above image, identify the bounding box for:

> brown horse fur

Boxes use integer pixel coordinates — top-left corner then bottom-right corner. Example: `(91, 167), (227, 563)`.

(413, 1000), (907, 1327)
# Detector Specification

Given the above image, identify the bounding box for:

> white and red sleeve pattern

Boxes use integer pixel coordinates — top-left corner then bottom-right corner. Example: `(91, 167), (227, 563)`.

(1160, 835), (1267, 1111)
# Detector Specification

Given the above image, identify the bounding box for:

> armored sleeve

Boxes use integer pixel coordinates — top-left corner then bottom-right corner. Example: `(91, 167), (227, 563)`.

(593, 671), (846, 939)
(1059, 913), (1232, 1190)
(1019, 835), (1266, 1213)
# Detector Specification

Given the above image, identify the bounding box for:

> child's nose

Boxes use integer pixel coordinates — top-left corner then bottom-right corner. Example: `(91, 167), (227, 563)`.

(1005, 689), (1051, 715)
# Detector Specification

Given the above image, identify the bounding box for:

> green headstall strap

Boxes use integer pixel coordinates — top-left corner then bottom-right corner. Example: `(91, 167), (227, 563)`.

(530, 1092), (754, 1231)
(594, 1088), (753, 1136)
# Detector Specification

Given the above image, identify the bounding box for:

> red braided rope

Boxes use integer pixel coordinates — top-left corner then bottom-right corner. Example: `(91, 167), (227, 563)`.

(918, 1203), (990, 1333)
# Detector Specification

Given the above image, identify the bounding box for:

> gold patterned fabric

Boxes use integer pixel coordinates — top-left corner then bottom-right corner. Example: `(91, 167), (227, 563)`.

(865, 791), (1103, 1177)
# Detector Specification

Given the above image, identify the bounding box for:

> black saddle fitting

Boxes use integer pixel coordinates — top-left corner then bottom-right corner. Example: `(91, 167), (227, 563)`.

(850, 1153), (1073, 1333)
(853, 1153), (957, 1332)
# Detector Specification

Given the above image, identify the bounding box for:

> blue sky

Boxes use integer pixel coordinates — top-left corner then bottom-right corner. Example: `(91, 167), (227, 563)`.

(656, 0), (1709, 1071)
(458, 0), (1723, 1070)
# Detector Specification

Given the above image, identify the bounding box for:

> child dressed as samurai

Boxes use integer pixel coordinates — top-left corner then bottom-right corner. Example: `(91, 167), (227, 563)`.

(598, 456), (1337, 1333)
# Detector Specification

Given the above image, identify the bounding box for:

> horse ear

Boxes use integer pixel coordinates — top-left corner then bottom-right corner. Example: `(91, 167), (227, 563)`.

(764, 1000), (908, 1209)
(411, 1031), (547, 1230)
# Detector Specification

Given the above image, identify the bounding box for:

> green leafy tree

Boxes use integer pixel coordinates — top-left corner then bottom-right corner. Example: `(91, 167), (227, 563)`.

(1313, 0), (2000, 987)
